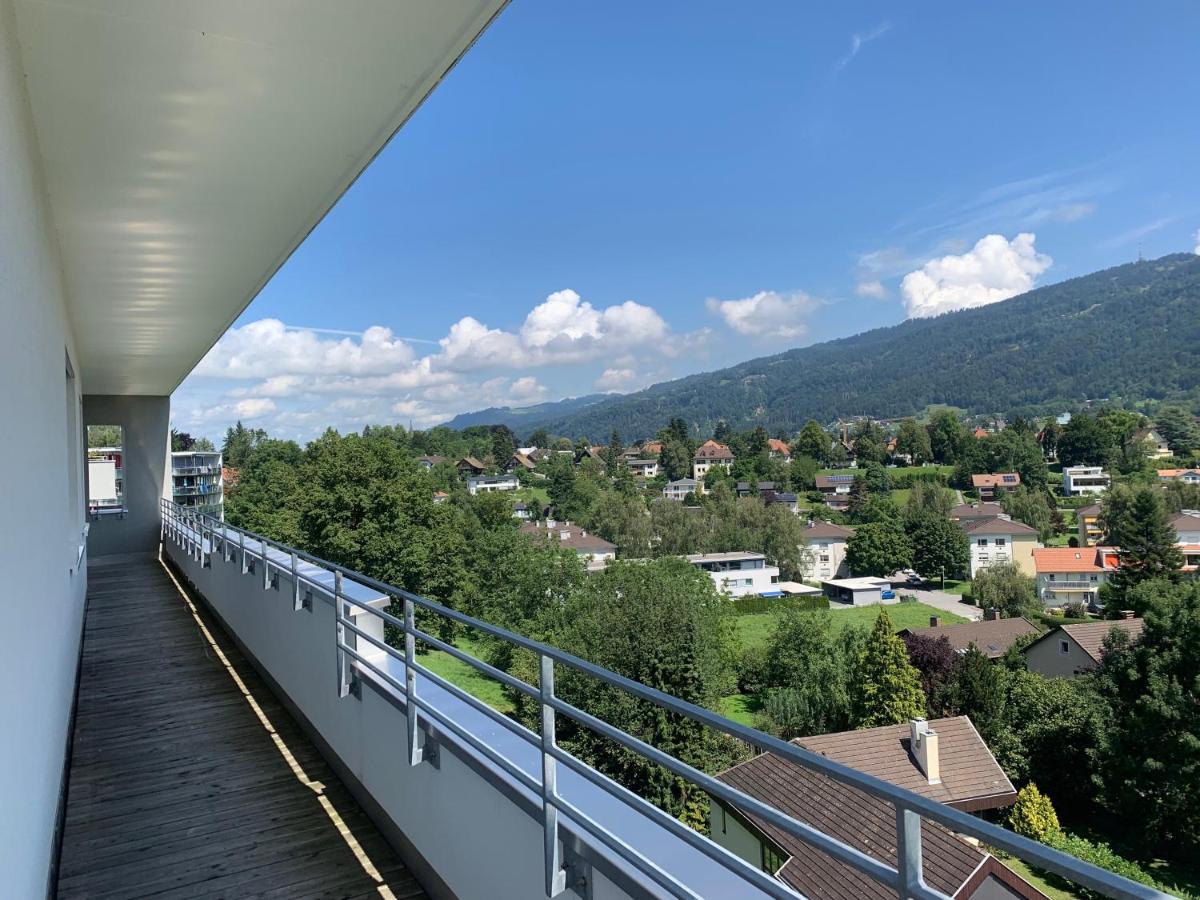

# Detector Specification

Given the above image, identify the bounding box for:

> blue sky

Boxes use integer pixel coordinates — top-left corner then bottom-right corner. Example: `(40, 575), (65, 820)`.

(175, 1), (1200, 442)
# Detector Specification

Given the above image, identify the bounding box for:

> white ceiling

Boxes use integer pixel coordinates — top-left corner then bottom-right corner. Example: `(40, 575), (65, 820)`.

(14, 0), (506, 395)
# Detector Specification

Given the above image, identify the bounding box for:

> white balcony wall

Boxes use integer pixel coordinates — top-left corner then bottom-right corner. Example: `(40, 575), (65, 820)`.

(0, 0), (87, 891)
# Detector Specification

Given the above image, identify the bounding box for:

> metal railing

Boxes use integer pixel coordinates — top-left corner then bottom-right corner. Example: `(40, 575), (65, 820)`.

(158, 498), (1167, 900)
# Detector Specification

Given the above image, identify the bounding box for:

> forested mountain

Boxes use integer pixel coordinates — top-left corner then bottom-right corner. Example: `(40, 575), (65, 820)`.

(442, 393), (610, 430)
(452, 254), (1200, 441)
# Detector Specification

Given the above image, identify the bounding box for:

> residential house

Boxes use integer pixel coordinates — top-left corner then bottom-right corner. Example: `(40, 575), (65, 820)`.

(1159, 467), (1200, 485)
(575, 446), (607, 466)
(519, 520), (616, 571)
(767, 438), (791, 460)
(1062, 466), (1110, 497)
(767, 491), (800, 513)
(709, 719), (1040, 900)
(962, 516), (1039, 578)
(1076, 503), (1104, 546)
(455, 456), (486, 476)
(511, 501), (533, 521)
(972, 426), (990, 439)
(627, 458), (659, 479)
(735, 480), (778, 498)
(971, 472), (1020, 501)
(814, 473), (855, 510)
(1171, 509), (1200, 571)
(466, 474), (518, 495)
(802, 521), (854, 580)
(692, 439), (734, 479)
(662, 478), (699, 501)
(948, 502), (1005, 528)
(685, 552), (781, 598)
(821, 576), (894, 606)
(1024, 618), (1144, 679)
(415, 454), (447, 470)
(1132, 427), (1172, 459)
(221, 466), (240, 490)
(431, 490), (449, 504)
(899, 616), (1040, 659)
(640, 440), (664, 457)
(1031, 546), (1118, 607)
(503, 452), (535, 475)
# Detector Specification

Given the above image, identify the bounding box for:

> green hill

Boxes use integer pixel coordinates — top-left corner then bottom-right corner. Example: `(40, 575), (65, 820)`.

(463, 254), (1200, 441)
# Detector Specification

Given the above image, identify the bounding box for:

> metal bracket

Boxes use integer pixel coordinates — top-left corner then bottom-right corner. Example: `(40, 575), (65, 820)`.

(413, 729), (441, 769)
(562, 846), (592, 899)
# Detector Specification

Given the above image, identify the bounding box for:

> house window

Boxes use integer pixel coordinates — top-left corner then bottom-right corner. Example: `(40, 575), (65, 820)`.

(977, 538), (988, 546)
(762, 842), (785, 874)
(996, 538), (1006, 547)
(1090, 575), (1097, 582)
(1060, 640), (1069, 655)
(1048, 574), (1056, 581)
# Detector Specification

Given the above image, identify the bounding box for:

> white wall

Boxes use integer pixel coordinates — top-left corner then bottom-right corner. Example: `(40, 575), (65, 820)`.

(0, 0), (88, 890)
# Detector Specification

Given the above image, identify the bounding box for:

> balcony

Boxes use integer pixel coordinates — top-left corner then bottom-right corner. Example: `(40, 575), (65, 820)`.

(87, 500), (1158, 900)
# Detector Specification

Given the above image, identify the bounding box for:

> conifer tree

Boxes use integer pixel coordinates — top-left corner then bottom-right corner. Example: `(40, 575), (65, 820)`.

(851, 609), (927, 727)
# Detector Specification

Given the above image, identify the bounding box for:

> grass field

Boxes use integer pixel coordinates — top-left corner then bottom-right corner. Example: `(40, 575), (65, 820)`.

(719, 693), (762, 727)
(734, 602), (968, 653)
(417, 635), (516, 715)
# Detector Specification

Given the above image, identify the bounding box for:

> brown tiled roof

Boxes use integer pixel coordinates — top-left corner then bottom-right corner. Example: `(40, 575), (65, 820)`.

(900, 618), (1039, 659)
(509, 452), (536, 469)
(804, 521), (855, 539)
(797, 717), (1014, 811)
(768, 438), (791, 455)
(949, 502), (1004, 520)
(715, 751), (991, 900)
(1077, 503), (1102, 517)
(1032, 546), (1116, 574)
(518, 522), (615, 554)
(971, 472), (1020, 488)
(694, 439), (734, 461)
(1169, 510), (1200, 531)
(1058, 619), (1144, 663)
(457, 456), (486, 470)
(964, 516), (1038, 537)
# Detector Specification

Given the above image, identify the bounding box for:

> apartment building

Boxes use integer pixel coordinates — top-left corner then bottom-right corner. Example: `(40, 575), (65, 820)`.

(1062, 466), (1111, 497)
(627, 458), (659, 478)
(686, 552), (781, 597)
(802, 521), (855, 580)
(1075, 503), (1103, 546)
(466, 474), (519, 495)
(170, 450), (224, 519)
(962, 516), (1039, 578)
(662, 477), (700, 501)
(0, 6), (1143, 898)
(1171, 510), (1200, 570)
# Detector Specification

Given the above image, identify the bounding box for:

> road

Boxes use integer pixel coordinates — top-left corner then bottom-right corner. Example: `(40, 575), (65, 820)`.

(897, 585), (982, 621)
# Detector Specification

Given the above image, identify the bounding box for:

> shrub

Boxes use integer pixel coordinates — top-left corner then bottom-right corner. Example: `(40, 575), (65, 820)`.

(1063, 600), (1088, 619)
(1043, 831), (1169, 899)
(736, 645), (769, 695)
(899, 593), (918, 603)
(731, 594), (828, 615)
(1007, 783), (1060, 842)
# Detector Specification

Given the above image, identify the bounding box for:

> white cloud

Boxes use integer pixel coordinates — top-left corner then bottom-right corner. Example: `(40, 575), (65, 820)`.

(834, 22), (890, 72)
(437, 317), (525, 371)
(900, 233), (1052, 319)
(509, 376), (548, 404)
(234, 398), (276, 418)
(594, 367), (639, 392)
(855, 279), (888, 299)
(195, 318), (414, 378)
(706, 290), (821, 340)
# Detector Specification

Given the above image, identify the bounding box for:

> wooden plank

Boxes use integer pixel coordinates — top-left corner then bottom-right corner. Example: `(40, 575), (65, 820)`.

(56, 558), (425, 899)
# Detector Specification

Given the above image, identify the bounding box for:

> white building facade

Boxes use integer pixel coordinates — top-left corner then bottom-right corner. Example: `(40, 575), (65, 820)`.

(686, 552), (781, 597)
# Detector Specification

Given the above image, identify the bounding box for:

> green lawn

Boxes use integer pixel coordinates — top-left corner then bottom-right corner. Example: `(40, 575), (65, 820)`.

(417, 635), (516, 716)
(1000, 857), (1083, 900)
(735, 602), (967, 653)
(719, 693), (762, 727)
(939, 579), (972, 596)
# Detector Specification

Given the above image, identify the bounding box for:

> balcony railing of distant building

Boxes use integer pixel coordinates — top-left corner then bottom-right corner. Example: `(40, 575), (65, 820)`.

(1044, 580), (1098, 591)
(158, 497), (1166, 900)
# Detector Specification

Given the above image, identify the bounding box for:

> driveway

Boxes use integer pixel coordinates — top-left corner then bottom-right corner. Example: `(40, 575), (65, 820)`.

(896, 585), (982, 621)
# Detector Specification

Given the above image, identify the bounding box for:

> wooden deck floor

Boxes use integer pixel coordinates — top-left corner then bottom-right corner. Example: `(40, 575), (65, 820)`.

(57, 557), (426, 900)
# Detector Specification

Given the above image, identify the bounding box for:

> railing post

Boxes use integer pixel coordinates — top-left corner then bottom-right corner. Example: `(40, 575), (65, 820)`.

(895, 805), (923, 900)
(404, 596), (422, 766)
(240, 529), (247, 575)
(540, 654), (567, 898)
(335, 571), (351, 698)
(262, 537), (270, 590)
(291, 550), (302, 610)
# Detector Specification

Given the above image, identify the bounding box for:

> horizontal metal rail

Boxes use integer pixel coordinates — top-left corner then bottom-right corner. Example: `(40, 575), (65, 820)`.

(158, 498), (1169, 900)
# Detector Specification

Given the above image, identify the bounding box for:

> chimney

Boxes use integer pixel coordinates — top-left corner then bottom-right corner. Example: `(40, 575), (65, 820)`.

(909, 719), (941, 784)
(929, 615), (940, 627)
(983, 607), (999, 621)
(1119, 609), (1136, 620)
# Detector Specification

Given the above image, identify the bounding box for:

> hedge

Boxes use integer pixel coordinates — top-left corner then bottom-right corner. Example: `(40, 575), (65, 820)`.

(732, 594), (829, 615)
(888, 468), (951, 489)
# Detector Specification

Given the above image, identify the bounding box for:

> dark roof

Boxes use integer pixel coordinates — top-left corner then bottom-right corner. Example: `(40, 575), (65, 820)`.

(805, 521), (855, 539)
(963, 516), (1038, 536)
(715, 751), (992, 900)
(1077, 503), (1102, 517)
(797, 717), (1014, 811)
(694, 439), (734, 460)
(815, 474), (855, 488)
(736, 481), (778, 491)
(949, 502), (1004, 520)
(900, 618), (1040, 659)
(1027, 618), (1144, 664)
(416, 454), (447, 465)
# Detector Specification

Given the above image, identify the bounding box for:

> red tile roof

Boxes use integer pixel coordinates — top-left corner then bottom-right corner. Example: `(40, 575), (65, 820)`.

(1031, 546), (1117, 574)
(971, 472), (1020, 488)
(768, 438), (791, 455)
